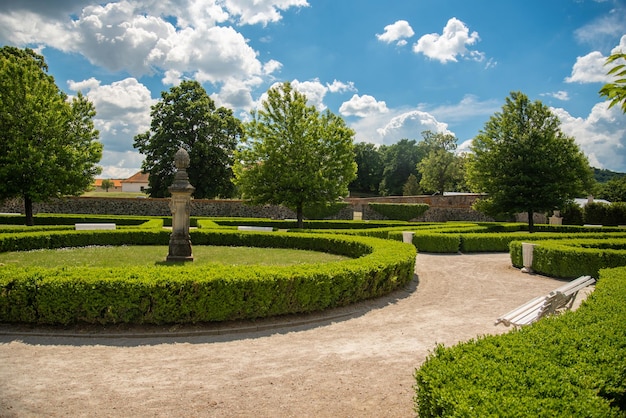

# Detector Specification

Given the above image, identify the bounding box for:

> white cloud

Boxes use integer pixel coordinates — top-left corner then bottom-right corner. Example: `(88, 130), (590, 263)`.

(99, 150), (146, 179)
(552, 102), (626, 171)
(339, 94), (388, 117)
(566, 35), (626, 84)
(424, 94), (500, 123)
(376, 20), (414, 45)
(574, 7), (626, 50)
(565, 51), (613, 83)
(376, 110), (451, 143)
(68, 77), (155, 153)
(327, 79), (356, 94)
(541, 91), (570, 101)
(222, 0), (309, 26)
(413, 17), (482, 63)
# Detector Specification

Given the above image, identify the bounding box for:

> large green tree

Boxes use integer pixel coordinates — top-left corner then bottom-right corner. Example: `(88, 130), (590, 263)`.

(349, 142), (384, 196)
(133, 80), (243, 198)
(599, 51), (626, 113)
(466, 91), (593, 232)
(379, 139), (427, 196)
(417, 131), (463, 195)
(0, 47), (102, 226)
(233, 82), (356, 228)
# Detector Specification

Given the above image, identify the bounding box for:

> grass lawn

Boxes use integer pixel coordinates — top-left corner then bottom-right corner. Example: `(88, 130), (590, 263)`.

(0, 245), (349, 268)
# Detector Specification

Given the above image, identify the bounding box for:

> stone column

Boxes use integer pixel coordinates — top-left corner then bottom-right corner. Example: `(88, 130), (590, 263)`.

(167, 147), (195, 262)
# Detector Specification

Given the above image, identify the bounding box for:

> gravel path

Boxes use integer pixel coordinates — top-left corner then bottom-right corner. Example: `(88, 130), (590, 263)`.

(0, 253), (579, 417)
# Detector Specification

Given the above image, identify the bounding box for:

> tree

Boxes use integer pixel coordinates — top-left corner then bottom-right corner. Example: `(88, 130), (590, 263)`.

(466, 91), (593, 232)
(349, 142), (384, 196)
(233, 82), (356, 228)
(379, 139), (426, 196)
(417, 131), (463, 195)
(597, 176), (626, 202)
(0, 47), (102, 226)
(133, 80), (243, 198)
(599, 51), (626, 113)
(402, 173), (421, 196)
(101, 179), (114, 192)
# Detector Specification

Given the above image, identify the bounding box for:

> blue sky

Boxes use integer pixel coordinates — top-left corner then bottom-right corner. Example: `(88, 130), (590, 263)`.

(1, 0), (625, 178)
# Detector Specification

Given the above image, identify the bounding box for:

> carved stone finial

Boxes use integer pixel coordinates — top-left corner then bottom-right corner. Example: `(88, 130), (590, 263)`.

(174, 147), (190, 170)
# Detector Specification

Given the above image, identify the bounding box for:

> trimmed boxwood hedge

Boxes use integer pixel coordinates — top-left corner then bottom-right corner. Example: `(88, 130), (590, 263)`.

(0, 229), (416, 325)
(414, 265), (626, 417)
(510, 238), (626, 278)
(368, 203), (429, 221)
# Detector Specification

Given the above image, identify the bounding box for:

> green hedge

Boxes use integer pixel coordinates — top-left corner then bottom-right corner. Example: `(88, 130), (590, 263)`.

(414, 266), (626, 417)
(0, 230), (416, 325)
(0, 214), (150, 226)
(510, 238), (626, 278)
(368, 203), (429, 221)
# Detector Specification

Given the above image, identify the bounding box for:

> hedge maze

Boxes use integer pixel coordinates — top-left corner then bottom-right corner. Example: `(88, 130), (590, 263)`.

(1, 214), (625, 416)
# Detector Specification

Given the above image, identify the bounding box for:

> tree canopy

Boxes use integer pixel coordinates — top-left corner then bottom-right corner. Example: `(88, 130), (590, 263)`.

(599, 51), (626, 113)
(349, 142), (384, 196)
(417, 131), (464, 195)
(233, 82), (356, 228)
(467, 91), (593, 231)
(378, 139), (427, 196)
(133, 80), (243, 198)
(0, 46), (102, 225)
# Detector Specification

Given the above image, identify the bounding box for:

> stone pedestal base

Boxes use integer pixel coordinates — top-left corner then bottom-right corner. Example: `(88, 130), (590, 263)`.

(167, 236), (193, 262)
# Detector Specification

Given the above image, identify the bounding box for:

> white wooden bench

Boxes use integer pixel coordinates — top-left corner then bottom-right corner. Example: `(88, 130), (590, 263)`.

(75, 223), (116, 230)
(237, 225), (274, 232)
(495, 275), (595, 328)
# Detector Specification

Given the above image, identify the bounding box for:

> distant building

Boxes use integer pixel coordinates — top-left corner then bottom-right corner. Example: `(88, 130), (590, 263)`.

(93, 178), (122, 192)
(121, 171), (150, 193)
(574, 195), (610, 207)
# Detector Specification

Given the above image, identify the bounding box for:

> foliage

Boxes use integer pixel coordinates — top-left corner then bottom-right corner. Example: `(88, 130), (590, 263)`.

(0, 46), (103, 226)
(599, 51), (626, 113)
(597, 176), (626, 202)
(133, 80), (243, 199)
(302, 201), (350, 220)
(414, 264), (626, 417)
(368, 203), (429, 221)
(402, 174), (421, 196)
(350, 142), (384, 196)
(593, 167), (626, 183)
(378, 139), (427, 196)
(560, 200), (585, 225)
(100, 179), (114, 192)
(417, 131), (464, 194)
(467, 91), (593, 232)
(510, 238), (626, 278)
(233, 82), (357, 228)
(0, 230), (416, 325)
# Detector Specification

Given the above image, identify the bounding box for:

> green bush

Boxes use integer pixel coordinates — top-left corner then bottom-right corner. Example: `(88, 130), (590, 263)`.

(0, 230), (416, 325)
(510, 238), (626, 278)
(302, 202), (350, 219)
(414, 266), (626, 417)
(368, 203), (429, 221)
(0, 214), (149, 226)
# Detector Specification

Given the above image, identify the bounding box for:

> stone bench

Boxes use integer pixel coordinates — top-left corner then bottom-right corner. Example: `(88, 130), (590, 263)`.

(75, 223), (116, 230)
(495, 275), (595, 328)
(237, 226), (274, 232)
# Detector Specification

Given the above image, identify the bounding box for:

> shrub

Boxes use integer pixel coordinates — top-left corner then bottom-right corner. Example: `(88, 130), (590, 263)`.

(510, 238), (626, 278)
(0, 230), (416, 325)
(414, 266), (626, 417)
(302, 202), (350, 219)
(368, 203), (429, 221)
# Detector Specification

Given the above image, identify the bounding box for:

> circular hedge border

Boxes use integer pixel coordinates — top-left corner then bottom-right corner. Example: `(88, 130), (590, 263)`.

(0, 229), (416, 325)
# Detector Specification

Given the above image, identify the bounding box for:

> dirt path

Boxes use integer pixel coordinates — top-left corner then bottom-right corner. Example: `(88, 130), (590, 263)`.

(0, 253), (579, 417)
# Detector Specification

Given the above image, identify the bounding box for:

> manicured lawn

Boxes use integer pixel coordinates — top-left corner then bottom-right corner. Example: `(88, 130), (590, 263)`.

(0, 245), (349, 268)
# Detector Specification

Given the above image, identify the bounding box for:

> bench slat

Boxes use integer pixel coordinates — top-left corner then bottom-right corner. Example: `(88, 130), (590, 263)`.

(496, 275), (595, 328)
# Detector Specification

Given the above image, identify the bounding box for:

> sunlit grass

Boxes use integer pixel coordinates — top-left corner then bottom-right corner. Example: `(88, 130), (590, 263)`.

(0, 245), (349, 268)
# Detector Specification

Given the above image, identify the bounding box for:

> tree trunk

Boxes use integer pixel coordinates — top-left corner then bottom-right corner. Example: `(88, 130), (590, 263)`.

(296, 202), (304, 229)
(24, 195), (34, 226)
(527, 209), (534, 233)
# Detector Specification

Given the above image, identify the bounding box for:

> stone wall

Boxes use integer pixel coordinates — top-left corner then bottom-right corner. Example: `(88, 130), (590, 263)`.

(0, 194), (491, 222)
